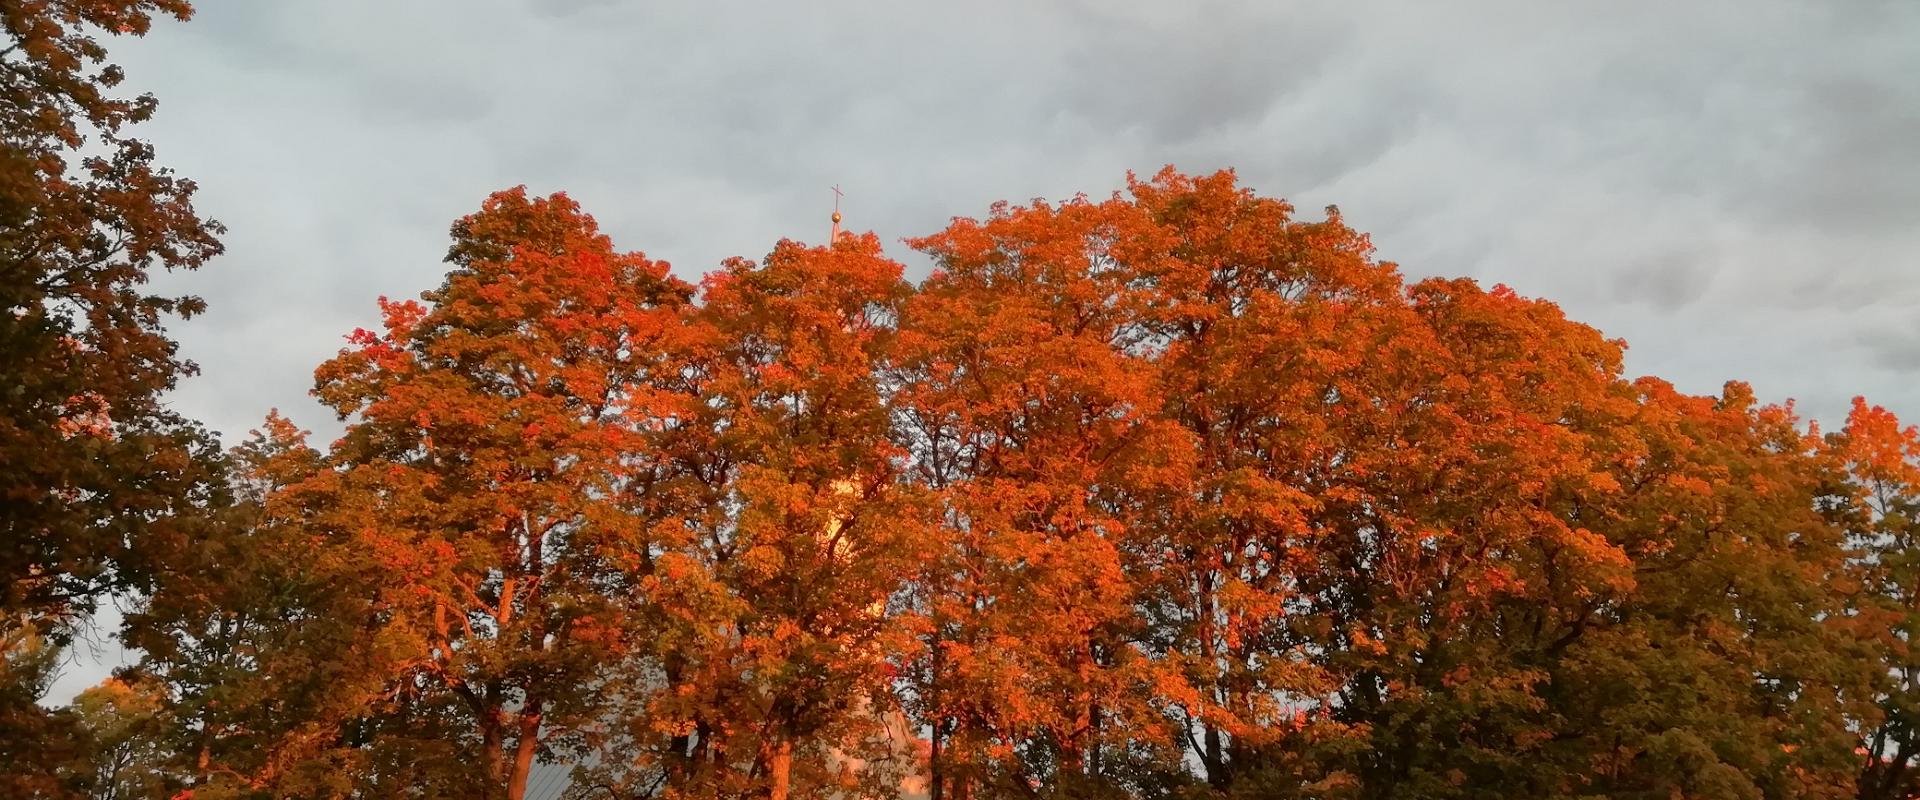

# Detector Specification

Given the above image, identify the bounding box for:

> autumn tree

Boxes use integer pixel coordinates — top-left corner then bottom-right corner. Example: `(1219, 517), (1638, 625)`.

(1115, 170), (1408, 796)
(67, 675), (179, 800)
(274, 188), (696, 800)
(0, 2), (223, 787)
(895, 194), (1194, 799)
(1833, 398), (1920, 800)
(1283, 276), (1643, 799)
(1, 617), (92, 798)
(1, 0), (223, 628)
(1205, 271), (1867, 799)
(117, 413), (427, 799)
(1530, 379), (1876, 800)
(888, 168), (1884, 800)
(612, 232), (927, 800)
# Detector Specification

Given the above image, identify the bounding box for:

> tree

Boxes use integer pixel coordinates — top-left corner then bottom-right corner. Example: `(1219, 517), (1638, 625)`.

(288, 188), (695, 800)
(889, 169), (1881, 800)
(896, 193), (1192, 799)
(1494, 378), (1874, 800)
(1, 0), (222, 782)
(1, 0), (223, 628)
(119, 413), (418, 799)
(623, 232), (927, 800)
(1834, 398), (1920, 800)
(1, 617), (91, 798)
(1120, 169), (1404, 796)
(69, 676), (179, 800)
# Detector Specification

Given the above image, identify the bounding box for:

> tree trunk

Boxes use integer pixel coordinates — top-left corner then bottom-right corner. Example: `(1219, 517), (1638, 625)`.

(929, 719), (944, 800)
(482, 714), (507, 787)
(767, 738), (793, 800)
(194, 727), (213, 787)
(506, 708), (542, 800)
(664, 659), (692, 789)
(1204, 723), (1225, 787)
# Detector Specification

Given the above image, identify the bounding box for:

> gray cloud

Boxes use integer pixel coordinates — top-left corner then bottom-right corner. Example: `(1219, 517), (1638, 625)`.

(1048, 3), (1351, 146)
(1751, 74), (1920, 236)
(1860, 322), (1920, 372)
(530, 0), (620, 20)
(1611, 247), (1720, 312)
(112, 0), (1920, 439)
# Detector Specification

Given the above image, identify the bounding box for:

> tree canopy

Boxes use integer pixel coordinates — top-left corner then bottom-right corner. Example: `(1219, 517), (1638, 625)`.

(6, 6), (1920, 800)
(102, 171), (1918, 800)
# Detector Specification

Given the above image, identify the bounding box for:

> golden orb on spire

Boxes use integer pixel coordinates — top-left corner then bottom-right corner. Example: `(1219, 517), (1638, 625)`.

(830, 184), (847, 243)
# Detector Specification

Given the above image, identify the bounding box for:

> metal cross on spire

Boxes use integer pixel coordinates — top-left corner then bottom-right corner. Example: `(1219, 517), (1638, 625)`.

(830, 184), (845, 242)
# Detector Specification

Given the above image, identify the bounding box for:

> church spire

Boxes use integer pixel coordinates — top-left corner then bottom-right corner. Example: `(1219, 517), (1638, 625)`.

(830, 184), (845, 243)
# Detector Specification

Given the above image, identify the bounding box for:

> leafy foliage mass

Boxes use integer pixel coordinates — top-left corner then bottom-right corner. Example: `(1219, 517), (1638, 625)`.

(7, 5), (1920, 800)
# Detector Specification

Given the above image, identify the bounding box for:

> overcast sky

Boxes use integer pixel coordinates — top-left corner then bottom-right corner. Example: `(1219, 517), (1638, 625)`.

(51, 0), (1920, 701)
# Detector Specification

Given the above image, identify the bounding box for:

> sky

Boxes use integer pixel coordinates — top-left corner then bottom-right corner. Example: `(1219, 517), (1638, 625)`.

(50, 0), (1920, 703)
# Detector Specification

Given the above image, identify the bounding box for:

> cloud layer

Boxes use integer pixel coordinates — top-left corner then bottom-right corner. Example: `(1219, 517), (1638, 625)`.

(116, 0), (1919, 447)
